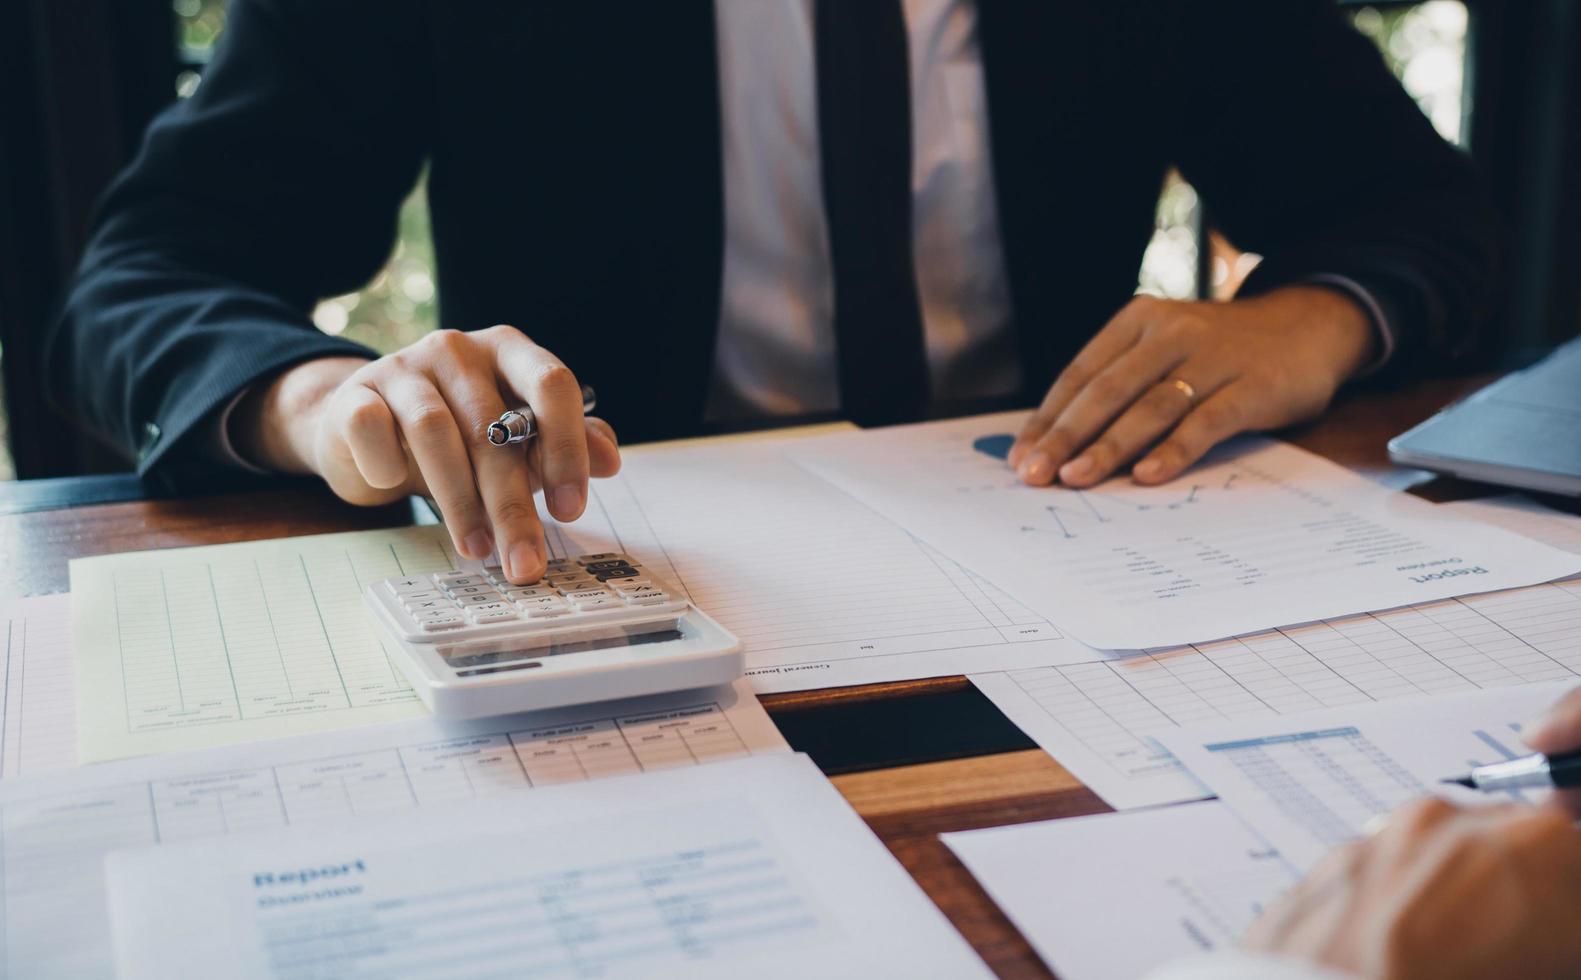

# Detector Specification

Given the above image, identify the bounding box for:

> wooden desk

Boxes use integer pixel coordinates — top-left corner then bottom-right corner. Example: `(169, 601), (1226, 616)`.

(0, 375), (1519, 977)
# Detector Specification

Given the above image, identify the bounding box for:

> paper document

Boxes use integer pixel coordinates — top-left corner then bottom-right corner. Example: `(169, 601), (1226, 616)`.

(106, 753), (988, 980)
(0, 594), (76, 777)
(789, 412), (1581, 648)
(550, 436), (1101, 692)
(943, 802), (1298, 980)
(973, 578), (1581, 809)
(0, 679), (784, 979)
(70, 525), (461, 761)
(1157, 682), (1571, 870)
(1443, 494), (1581, 555)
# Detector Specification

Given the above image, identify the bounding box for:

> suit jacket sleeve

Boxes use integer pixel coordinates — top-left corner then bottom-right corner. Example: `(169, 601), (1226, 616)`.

(44, 0), (431, 483)
(1169, 0), (1500, 380)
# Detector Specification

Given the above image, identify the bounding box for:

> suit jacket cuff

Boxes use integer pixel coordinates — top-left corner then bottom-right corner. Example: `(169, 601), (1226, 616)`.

(1301, 273), (1397, 377)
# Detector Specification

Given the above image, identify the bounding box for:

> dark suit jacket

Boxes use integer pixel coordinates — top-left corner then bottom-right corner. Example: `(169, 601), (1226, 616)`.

(46, 0), (1500, 483)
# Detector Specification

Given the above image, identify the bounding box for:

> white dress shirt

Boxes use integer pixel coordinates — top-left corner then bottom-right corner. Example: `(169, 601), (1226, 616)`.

(705, 0), (1020, 419)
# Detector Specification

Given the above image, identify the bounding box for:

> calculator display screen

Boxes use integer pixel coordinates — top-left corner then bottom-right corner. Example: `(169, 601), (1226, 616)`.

(440, 620), (687, 677)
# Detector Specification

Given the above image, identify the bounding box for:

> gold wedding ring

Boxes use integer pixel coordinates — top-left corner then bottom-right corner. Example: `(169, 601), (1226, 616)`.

(1167, 378), (1197, 405)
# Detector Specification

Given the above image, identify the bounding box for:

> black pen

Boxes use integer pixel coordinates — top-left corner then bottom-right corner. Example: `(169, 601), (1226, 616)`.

(486, 385), (596, 446)
(1442, 749), (1581, 793)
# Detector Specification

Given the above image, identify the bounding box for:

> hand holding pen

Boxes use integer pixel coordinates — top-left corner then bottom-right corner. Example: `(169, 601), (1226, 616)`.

(232, 327), (619, 586)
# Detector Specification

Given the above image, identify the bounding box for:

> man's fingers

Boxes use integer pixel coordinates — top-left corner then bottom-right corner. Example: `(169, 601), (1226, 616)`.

(495, 336), (591, 524)
(1018, 338), (1191, 487)
(1010, 301), (1152, 468)
(423, 341), (547, 585)
(1054, 374), (1205, 487)
(585, 417), (622, 478)
(1523, 685), (1581, 755)
(1132, 382), (1255, 484)
(334, 384), (407, 490)
(373, 374), (492, 559)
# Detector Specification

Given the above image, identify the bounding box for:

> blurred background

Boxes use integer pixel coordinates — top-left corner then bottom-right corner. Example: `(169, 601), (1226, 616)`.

(0, 0), (1576, 482)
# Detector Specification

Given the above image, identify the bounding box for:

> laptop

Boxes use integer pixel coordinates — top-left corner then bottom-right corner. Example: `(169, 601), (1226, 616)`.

(1389, 335), (1581, 495)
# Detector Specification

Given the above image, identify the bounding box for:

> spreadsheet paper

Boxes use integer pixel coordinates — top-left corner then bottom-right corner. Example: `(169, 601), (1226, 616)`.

(0, 594), (76, 778)
(544, 435), (1104, 692)
(105, 754), (989, 980)
(943, 802), (1299, 980)
(0, 679), (785, 979)
(789, 412), (1581, 649)
(972, 577), (1581, 809)
(1156, 681), (1570, 870)
(70, 525), (457, 761)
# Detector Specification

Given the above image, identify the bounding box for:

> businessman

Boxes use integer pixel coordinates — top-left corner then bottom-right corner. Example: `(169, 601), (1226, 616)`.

(49, 1), (1498, 585)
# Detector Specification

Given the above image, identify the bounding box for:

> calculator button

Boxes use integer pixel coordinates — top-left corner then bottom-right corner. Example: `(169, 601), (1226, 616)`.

(624, 591), (672, 606)
(575, 553), (626, 565)
(516, 593), (566, 607)
(416, 612), (465, 631)
(565, 589), (612, 603)
(583, 560), (633, 572)
(388, 577), (435, 595)
(456, 593), (504, 606)
(448, 585), (496, 598)
(610, 579), (653, 592)
(406, 598), (454, 614)
(433, 571), (475, 586)
(399, 591), (445, 606)
(593, 567), (641, 581)
(466, 603), (517, 623)
(521, 603), (572, 619)
(506, 587), (556, 600)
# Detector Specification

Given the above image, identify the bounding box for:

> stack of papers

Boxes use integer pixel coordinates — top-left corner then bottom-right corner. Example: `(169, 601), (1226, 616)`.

(19, 413), (1581, 979)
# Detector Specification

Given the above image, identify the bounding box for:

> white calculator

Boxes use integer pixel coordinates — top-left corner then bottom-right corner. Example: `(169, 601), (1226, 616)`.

(365, 553), (743, 719)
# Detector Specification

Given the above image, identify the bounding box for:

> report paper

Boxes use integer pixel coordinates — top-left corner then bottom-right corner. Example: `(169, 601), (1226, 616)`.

(550, 435), (1102, 693)
(105, 753), (988, 980)
(972, 577), (1581, 809)
(1442, 494), (1581, 555)
(0, 594), (76, 778)
(71, 526), (455, 761)
(943, 803), (1298, 980)
(789, 412), (1581, 649)
(1156, 681), (1571, 871)
(0, 679), (785, 979)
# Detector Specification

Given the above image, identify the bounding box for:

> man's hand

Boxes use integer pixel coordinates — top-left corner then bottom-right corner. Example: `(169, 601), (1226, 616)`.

(1243, 797), (1581, 980)
(232, 326), (621, 584)
(1008, 286), (1378, 487)
(1522, 685), (1581, 817)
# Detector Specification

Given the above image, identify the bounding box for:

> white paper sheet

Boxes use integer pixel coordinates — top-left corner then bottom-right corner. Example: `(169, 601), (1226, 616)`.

(1442, 494), (1581, 554)
(549, 436), (1101, 693)
(972, 578), (1581, 809)
(0, 678), (785, 979)
(0, 594), (76, 777)
(1156, 681), (1572, 871)
(789, 412), (1581, 649)
(70, 525), (461, 761)
(943, 802), (1298, 980)
(105, 753), (988, 980)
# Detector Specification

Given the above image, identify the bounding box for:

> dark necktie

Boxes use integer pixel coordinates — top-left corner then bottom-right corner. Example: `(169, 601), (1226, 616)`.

(815, 0), (931, 427)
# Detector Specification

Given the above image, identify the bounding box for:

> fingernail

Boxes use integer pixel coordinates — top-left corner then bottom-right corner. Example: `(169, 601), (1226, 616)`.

(551, 485), (584, 519)
(463, 529), (493, 560)
(509, 541), (542, 583)
(1061, 456), (1094, 483)
(1018, 452), (1055, 485)
(1134, 459), (1163, 482)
